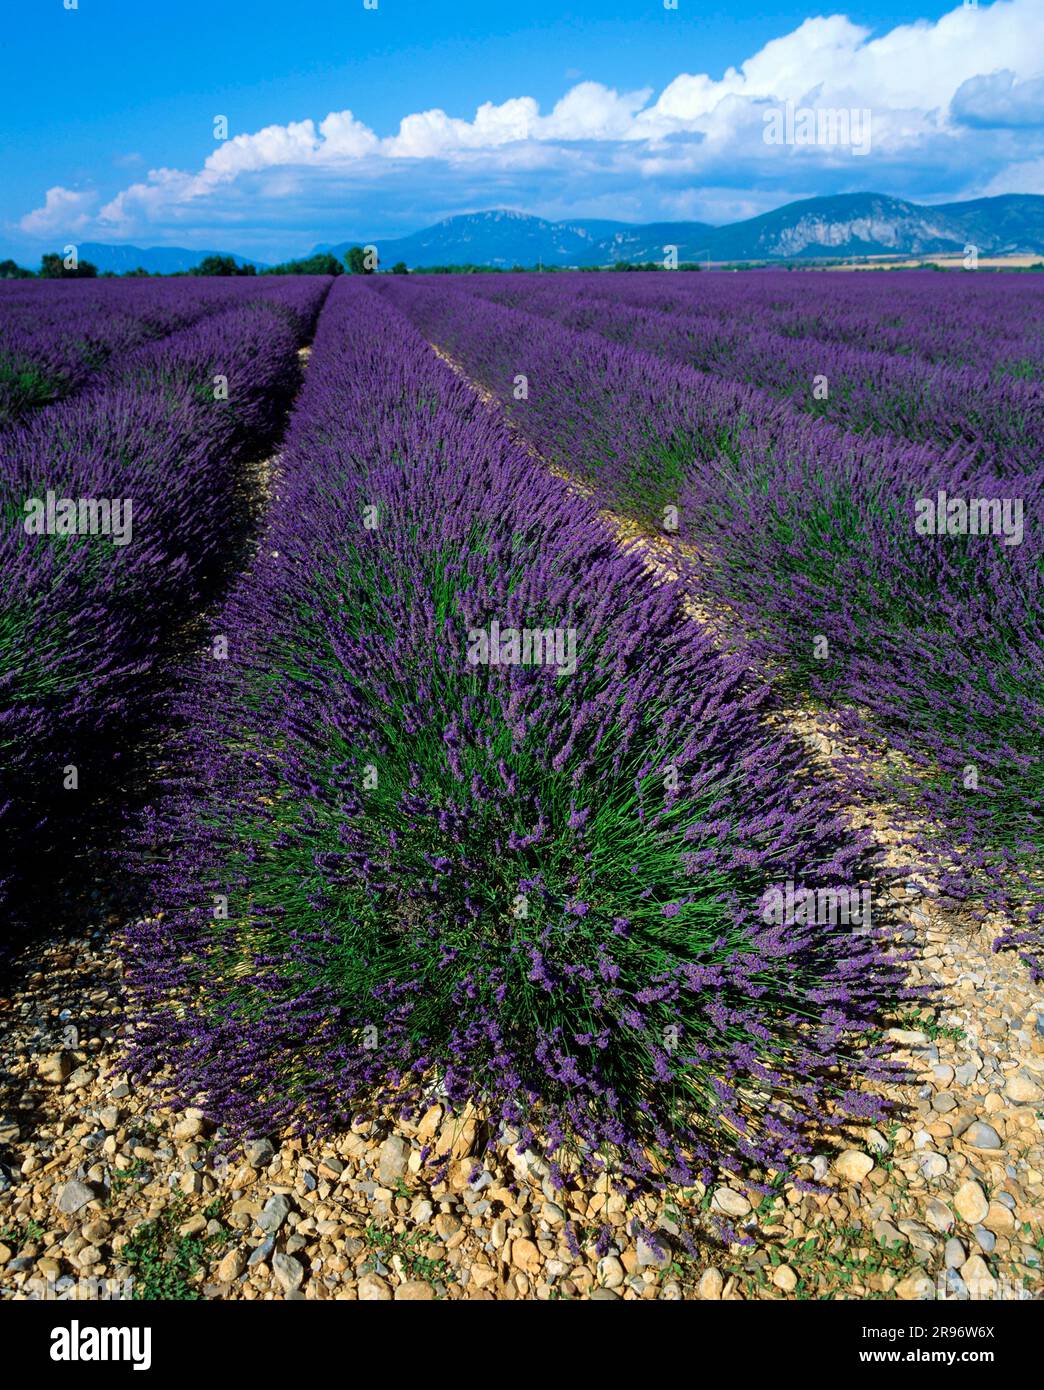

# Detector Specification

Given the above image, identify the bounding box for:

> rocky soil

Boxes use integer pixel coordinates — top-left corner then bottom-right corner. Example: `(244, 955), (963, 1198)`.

(0, 894), (1041, 1302)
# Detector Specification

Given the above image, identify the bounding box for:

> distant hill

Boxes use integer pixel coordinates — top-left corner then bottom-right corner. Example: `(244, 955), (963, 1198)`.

(319, 193), (1044, 268)
(704, 193), (1044, 262)
(320, 210), (636, 269)
(73, 243), (266, 274)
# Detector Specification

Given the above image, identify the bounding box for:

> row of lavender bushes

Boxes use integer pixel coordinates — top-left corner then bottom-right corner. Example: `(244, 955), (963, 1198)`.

(122, 277), (906, 1204)
(0, 277), (315, 427)
(483, 269), (1042, 377)
(456, 274), (1041, 471)
(0, 277), (332, 931)
(375, 276), (1043, 976)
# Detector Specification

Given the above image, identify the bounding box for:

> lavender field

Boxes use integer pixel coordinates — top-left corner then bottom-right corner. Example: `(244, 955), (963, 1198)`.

(1, 269), (1042, 1305)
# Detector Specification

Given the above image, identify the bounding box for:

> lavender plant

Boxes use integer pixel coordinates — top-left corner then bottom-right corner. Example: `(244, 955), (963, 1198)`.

(378, 276), (1043, 974)
(123, 280), (905, 1194)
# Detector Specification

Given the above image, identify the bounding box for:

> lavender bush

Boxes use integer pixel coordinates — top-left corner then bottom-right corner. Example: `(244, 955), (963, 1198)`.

(378, 276), (1043, 974)
(123, 280), (905, 1194)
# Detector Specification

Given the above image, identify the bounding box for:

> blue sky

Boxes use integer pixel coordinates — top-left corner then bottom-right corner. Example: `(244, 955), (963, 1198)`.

(2, 0), (1041, 260)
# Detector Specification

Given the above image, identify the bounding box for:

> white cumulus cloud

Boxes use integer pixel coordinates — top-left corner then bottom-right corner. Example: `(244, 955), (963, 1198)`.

(952, 69), (1044, 127)
(19, 185), (97, 235)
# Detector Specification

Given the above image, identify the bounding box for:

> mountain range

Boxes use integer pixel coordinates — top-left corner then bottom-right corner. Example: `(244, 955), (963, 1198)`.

(11, 193), (1043, 274)
(61, 243), (264, 275)
(319, 193), (1044, 267)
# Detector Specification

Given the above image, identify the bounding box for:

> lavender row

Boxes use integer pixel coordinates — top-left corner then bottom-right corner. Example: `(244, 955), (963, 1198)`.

(0, 276), (326, 426)
(0, 279), (246, 424)
(375, 277), (1042, 969)
(472, 270), (1043, 377)
(122, 276), (904, 1196)
(0, 277), (331, 924)
(456, 275), (1040, 471)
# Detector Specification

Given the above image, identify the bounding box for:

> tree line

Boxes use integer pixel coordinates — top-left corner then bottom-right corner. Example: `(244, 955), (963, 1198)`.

(0, 247), (712, 280)
(0, 248), (407, 279)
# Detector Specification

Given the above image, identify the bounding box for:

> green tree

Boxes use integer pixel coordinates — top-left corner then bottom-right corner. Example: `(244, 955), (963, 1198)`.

(192, 254), (255, 276)
(0, 258), (32, 279)
(345, 246), (376, 275)
(391, 261), (409, 275)
(40, 252), (98, 278)
(262, 252), (342, 276)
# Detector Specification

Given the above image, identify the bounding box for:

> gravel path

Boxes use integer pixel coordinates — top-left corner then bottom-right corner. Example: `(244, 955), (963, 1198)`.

(0, 900), (1041, 1301)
